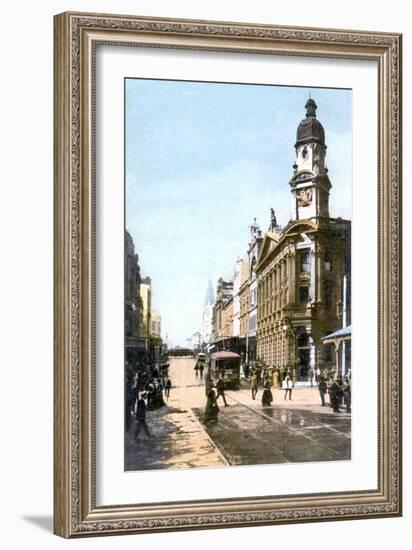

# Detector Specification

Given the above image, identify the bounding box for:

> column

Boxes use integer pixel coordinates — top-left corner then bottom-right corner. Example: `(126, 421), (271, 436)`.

(310, 247), (316, 302)
(335, 341), (339, 374)
(316, 243), (322, 303)
(309, 336), (316, 371)
(289, 250), (296, 304)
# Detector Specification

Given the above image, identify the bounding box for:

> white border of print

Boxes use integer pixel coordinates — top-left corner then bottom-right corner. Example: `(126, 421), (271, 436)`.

(96, 45), (377, 506)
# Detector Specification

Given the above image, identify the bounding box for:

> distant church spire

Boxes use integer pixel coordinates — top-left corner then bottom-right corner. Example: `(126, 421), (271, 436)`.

(204, 279), (214, 307)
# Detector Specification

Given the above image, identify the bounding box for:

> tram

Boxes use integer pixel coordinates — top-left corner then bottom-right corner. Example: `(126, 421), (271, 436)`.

(207, 351), (241, 391)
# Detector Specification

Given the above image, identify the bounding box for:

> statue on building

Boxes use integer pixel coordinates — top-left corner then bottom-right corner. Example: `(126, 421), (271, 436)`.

(270, 208), (277, 230)
(269, 208), (281, 233)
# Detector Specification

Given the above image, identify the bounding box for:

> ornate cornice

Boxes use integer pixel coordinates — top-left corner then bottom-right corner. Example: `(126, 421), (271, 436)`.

(73, 14), (398, 48)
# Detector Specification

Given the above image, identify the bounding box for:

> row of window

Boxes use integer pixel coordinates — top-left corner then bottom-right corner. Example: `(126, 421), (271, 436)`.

(299, 249), (333, 273)
(258, 289), (288, 318)
(257, 250), (334, 303)
(258, 345), (333, 364)
(258, 279), (336, 318)
(257, 336), (345, 363)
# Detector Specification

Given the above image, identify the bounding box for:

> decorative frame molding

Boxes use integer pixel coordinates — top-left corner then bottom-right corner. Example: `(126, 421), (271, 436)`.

(54, 12), (402, 538)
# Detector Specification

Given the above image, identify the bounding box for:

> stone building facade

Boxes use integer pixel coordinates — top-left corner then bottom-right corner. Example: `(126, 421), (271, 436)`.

(139, 276), (152, 352)
(150, 309), (162, 360)
(256, 99), (351, 380)
(212, 277), (234, 348)
(239, 276), (249, 341)
(124, 230), (145, 362)
(232, 259), (243, 339)
(242, 219), (263, 362)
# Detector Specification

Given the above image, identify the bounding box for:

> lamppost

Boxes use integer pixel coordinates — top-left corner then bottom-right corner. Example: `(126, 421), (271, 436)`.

(282, 316), (297, 382)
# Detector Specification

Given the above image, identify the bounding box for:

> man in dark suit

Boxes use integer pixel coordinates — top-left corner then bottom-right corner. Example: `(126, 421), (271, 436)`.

(215, 375), (228, 407)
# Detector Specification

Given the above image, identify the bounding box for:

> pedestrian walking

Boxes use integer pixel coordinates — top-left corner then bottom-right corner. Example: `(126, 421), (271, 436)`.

(125, 361), (137, 431)
(261, 380), (273, 406)
(262, 366), (269, 386)
(256, 366), (262, 387)
(146, 382), (155, 410)
(318, 376), (327, 406)
(215, 375), (228, 407)
(135, 397), (151, 439)
(199, 363), (204, 378)
(343, 377), (351, 413)
(204, 389), (219, 423)
(153, 379), (166, 408)
(315, 366), (321, 384)
(165, 378), (172, 398)
(308, 367), (315, 387)
(328, 378), (344, 413)
(282, 371), (293, 400)
(273, 367), (281, 389)
(250, 371), (258, 400)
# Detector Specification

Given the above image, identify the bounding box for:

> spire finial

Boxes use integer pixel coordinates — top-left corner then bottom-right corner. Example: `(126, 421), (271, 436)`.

(305, 96), (317, 118)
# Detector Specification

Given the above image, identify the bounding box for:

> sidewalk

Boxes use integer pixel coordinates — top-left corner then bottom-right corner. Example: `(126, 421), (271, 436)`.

(230, 383), (351, 417)
(125, 384), (227, 471)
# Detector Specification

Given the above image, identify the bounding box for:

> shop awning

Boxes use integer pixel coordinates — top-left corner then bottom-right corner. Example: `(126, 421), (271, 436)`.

(322, 325), (351, 345)
(210, 351), (240, 359)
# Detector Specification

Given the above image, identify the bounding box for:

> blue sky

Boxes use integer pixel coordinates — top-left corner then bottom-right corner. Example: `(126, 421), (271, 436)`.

(126, 79), (352, 345)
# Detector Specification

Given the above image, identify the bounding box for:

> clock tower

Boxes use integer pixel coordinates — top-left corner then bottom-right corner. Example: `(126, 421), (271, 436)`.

(289, 98), (331, 221)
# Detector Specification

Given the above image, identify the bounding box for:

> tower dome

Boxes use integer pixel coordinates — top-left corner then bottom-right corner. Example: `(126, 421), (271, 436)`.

(296, 98), (325, 147)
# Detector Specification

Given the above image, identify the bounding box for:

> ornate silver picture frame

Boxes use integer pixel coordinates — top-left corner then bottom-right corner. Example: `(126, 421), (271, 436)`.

(54, 11), (402, 538)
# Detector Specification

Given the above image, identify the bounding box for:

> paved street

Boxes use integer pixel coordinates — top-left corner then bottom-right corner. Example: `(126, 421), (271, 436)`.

(125, 357), (351, 471)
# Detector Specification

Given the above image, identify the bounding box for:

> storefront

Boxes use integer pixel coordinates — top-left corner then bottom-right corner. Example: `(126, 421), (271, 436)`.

(321, 325), (352, 377)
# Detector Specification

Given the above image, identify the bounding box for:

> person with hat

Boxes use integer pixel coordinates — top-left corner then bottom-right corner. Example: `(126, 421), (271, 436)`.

(343, 376), (351, 413)
(261, 378), (274, 406)
(318, 376), (328, 406)
(135, 395), (151, 439)
(328, 377), (344, 413)
(204, 389), (219, 423)
(282, 371), (293, 400)
(250, 371), (259, 400)
(215, 374), (228, 407)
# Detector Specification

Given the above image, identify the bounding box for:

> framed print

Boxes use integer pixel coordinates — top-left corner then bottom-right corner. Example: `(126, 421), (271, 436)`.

(53, 12), (402, 537)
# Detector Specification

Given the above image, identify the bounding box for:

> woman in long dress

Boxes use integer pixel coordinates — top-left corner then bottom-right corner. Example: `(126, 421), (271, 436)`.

(261, 379), (273, 406)
(204, 389), (219, 423)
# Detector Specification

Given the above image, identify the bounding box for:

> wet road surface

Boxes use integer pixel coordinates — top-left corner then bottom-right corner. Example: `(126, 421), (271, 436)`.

(125, 357), (351, 471)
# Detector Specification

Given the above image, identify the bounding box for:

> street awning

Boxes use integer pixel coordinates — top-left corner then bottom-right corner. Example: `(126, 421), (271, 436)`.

(322, 325), (351, 345)
(210, 351), (240, 359)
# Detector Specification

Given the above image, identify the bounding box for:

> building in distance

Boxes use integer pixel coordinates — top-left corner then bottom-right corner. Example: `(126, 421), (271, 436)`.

(124, 230), (145, 362)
